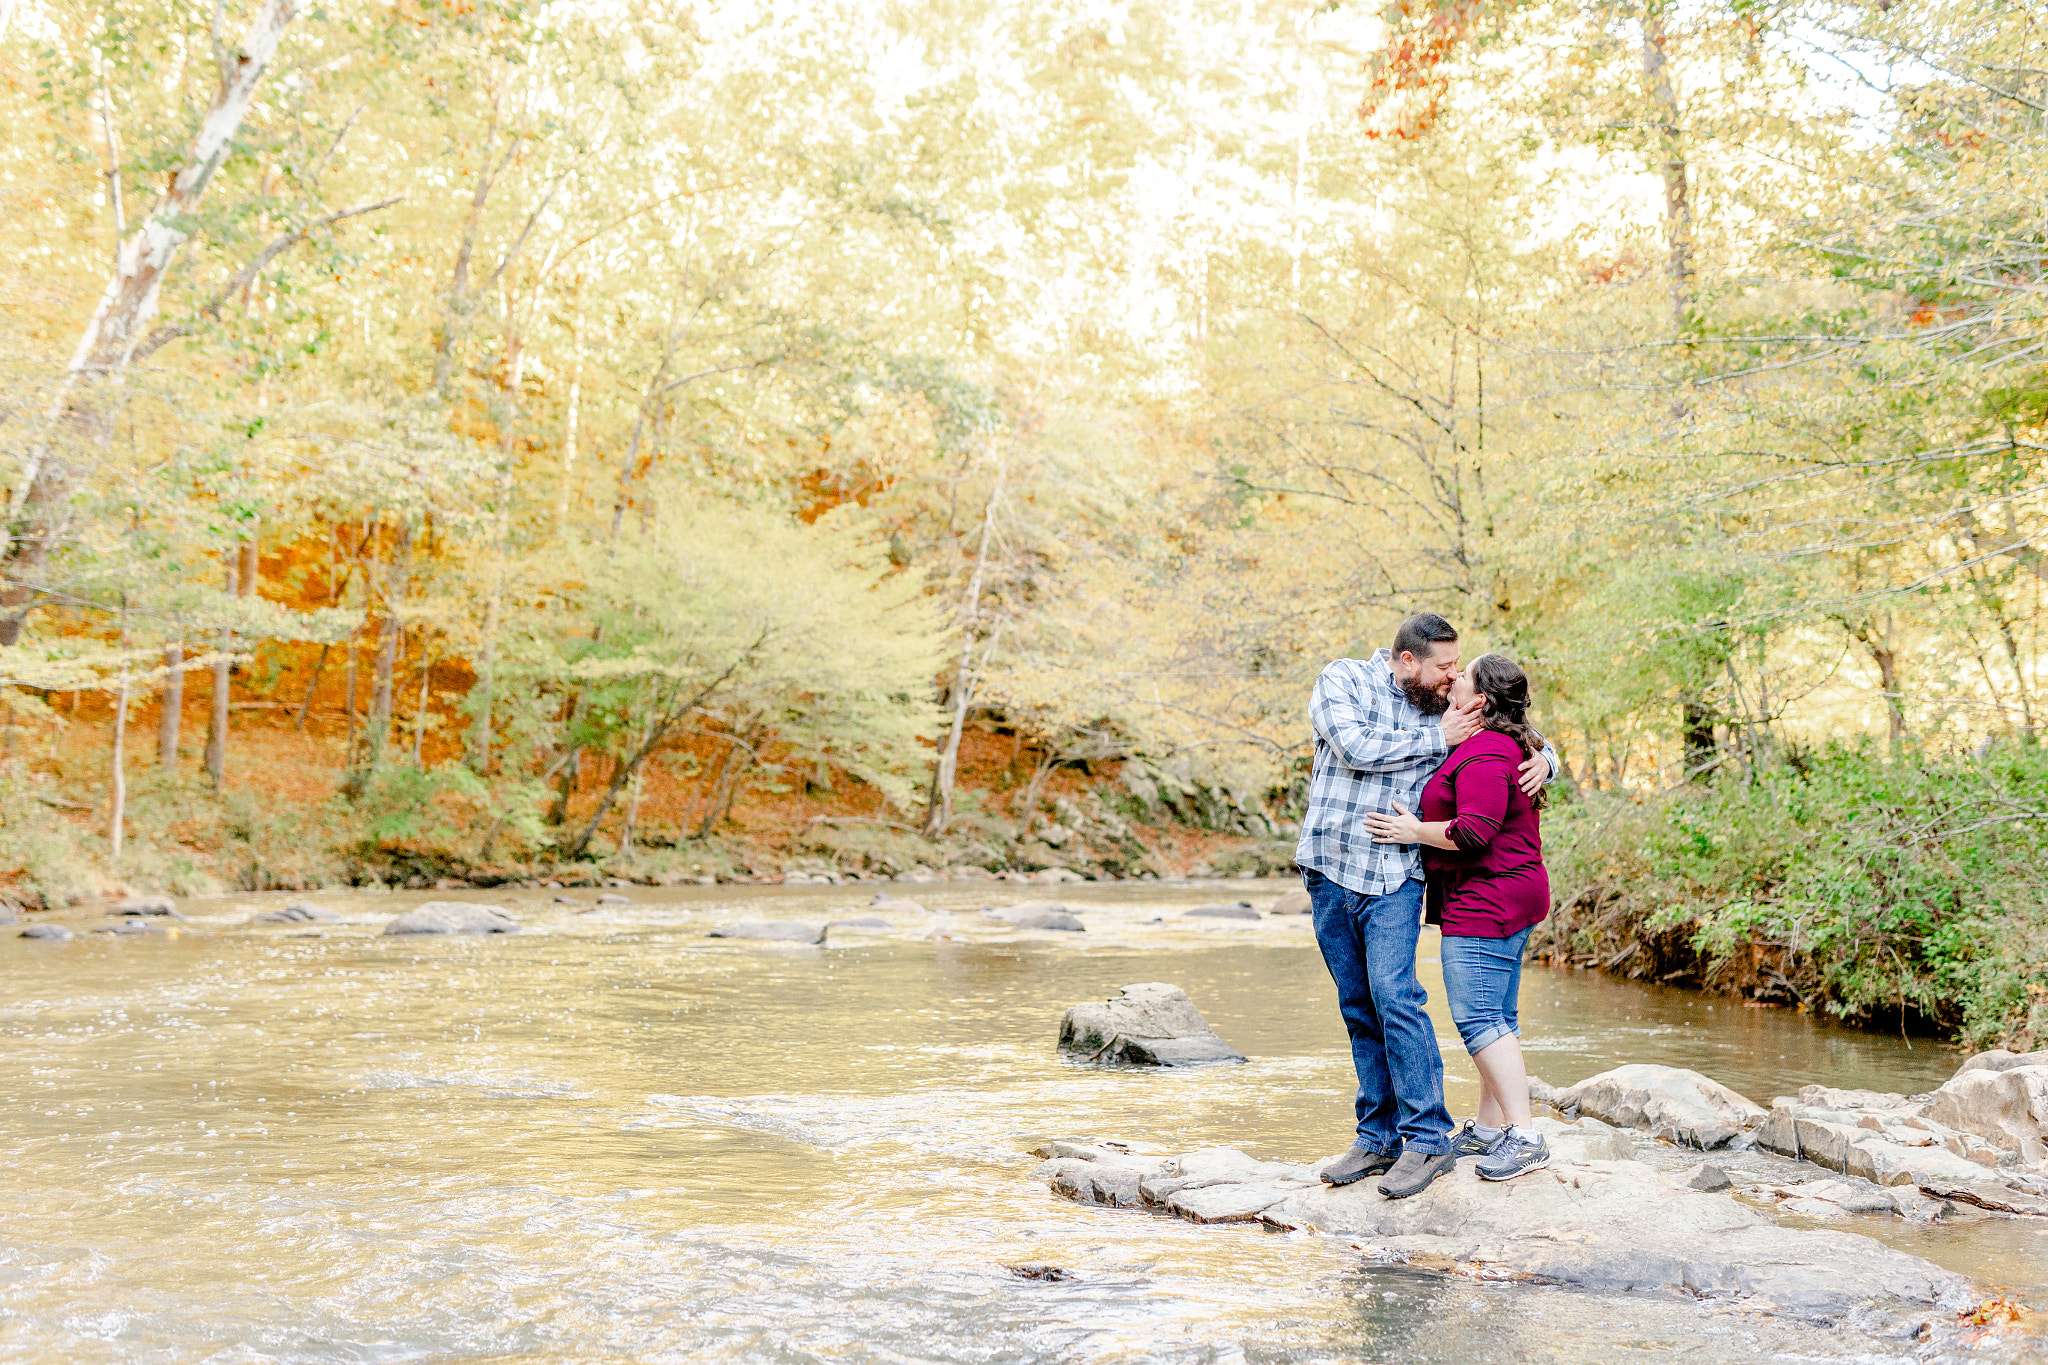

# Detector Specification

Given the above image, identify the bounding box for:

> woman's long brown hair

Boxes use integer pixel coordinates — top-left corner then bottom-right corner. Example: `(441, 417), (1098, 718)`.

(1467, 652), (1547, 804)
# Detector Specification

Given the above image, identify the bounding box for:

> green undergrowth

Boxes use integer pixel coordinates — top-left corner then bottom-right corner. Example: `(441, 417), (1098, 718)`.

(1540, 742), (2048, 1050)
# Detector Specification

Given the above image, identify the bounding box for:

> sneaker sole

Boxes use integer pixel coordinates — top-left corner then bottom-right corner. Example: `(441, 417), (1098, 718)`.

(1477, 1154), (1552, 1182)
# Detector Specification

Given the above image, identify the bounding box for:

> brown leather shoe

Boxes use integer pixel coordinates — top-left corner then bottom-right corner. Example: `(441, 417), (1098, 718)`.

(1321, 1146), (1398, 1185)
(1377, 1149), (1456, 1199)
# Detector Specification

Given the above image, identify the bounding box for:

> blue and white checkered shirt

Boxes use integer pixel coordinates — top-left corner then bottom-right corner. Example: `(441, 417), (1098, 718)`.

(1293, 650), (1448, 897)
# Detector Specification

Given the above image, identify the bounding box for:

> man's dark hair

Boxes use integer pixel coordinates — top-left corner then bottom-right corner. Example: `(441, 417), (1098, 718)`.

(1392, 612), (1458, 661)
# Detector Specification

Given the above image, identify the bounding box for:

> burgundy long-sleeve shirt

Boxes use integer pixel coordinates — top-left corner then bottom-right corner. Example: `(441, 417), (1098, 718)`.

(1419, 729), (1551, 938)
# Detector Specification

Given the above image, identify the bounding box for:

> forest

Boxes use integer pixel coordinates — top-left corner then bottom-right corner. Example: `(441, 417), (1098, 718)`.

(0, 0), (2043, 1045)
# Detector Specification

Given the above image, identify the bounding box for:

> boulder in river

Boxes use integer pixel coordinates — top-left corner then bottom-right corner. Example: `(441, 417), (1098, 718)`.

(708, 919), (827, 944)
(1924, 1052), (2048, 1165)
(382, 902), (520, 936)
(1034, 1137), (1982, 1325)
(871, 892), (927, 913)
(1531, 1063), (1766, 1149)
(830, 916), (891, 930)
(18, 923), (73, 941)
(1184, 901), (1258, 920)
(1058, 982), (1245, 1066)
(254, 901), (340, 924)
(597, 893), (631, 905)
(110, 894), (182, 919)
(1268, 888), (1311, 915)
(983, 902), (1085, 931)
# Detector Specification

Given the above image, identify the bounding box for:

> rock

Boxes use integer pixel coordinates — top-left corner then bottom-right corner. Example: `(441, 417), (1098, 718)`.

(1031, 867), (1086, 884)
(1955, 1048), (2048, 1075)
(870, 892), (926, 913)
(1533, 1115), (1635, 1163)
(1681, 1161), (1733, 1192)
(253, 902), (340, 924)
(111, 894), (182, 919)
(1762, 1178), (1899, 1217)
(1268, 888), (1311, 915)
(1915, 1176), (2048, 1216)
(381, 902), (520, 936)
(554, 895), (581, 904)
(433, 877), (469, 890)
(983, 902), (1085, 931)
(597, 893), (630, 905)
(1532, 1064), (1766, 1149)
(707, 920), (827, 944)
(1924, 1064), (2048, 1165)
(1043, 1143), (1979, 1324)
(1058, 982), (1246, 1066)
(18, 923), (73, 941)
(104, 919), (173, 935)
(830, 916), (891, 929)
(1756, 1101), (2002, 1187)
(0, 903), (18, 924)
(896, 866), (940, 883)
(1184, 902), (1259, 920)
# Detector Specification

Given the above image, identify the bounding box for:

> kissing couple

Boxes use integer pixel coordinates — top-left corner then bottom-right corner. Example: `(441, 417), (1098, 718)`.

(1292, 612), (1557, 1199)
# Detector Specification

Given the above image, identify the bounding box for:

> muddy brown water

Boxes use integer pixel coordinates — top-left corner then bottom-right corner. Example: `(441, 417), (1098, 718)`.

(3, 880), (2042, 1363)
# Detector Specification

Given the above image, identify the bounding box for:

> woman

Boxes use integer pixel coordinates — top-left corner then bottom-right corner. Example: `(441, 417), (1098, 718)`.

(1363, 652), (1551, 1181)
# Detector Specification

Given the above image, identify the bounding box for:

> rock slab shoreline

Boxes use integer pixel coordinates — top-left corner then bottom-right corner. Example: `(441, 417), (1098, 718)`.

(1034, 1134), (1980, 1326)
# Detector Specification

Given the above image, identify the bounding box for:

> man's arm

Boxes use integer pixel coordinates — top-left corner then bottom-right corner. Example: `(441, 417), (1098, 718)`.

(1309, 662), (1448, 774)
(1516, 740), (1562, 799)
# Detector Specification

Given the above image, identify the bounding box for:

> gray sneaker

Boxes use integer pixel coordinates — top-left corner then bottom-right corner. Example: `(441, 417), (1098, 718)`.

(1475, 1129), (1551, 1181)
(1376, 1149), (1457, 1199)
(1448, 1121), (1501, 1160)
(1321, 1146), (1399, 1185)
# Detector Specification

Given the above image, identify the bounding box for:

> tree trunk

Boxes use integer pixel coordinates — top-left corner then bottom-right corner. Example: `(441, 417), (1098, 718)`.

(109, 635), (130, 861)
(1680, 693), (1717, 780)
(0, 0), (302, 645)
(205, 561), (235, 786)
(158, 639), (181, 767)
(363, 520), (414, 773)
(1639, 0), (1693, 332)
(924, 461), (1006, 837)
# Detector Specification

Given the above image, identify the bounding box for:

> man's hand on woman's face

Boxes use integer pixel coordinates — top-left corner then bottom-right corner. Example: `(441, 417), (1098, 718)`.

(1440, 696), (1484, 745)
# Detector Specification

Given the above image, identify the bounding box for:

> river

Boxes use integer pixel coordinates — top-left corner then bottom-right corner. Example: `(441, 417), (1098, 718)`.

(3, 880), (2042, 1363)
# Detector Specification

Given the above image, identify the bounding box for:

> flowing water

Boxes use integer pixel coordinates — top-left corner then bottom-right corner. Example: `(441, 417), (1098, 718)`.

(3, 881), (2043, 1364)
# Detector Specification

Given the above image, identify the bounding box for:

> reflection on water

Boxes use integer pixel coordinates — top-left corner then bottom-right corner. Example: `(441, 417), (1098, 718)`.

(1, 881), (2040, 1363)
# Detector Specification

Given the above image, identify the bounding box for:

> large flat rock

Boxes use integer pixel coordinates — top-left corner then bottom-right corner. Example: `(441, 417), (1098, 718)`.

(1057, 983), (1245, 1067)
(1037, 1136), (1981, 1325)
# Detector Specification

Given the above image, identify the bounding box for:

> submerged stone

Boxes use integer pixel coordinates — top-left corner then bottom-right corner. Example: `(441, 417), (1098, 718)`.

(1268, 888), (1311, 915)
(983, 902), (1085, 931)
(707, 919), (826, 944)
(254, 902), (340, 924)
(111, 894), (182, 919)
(1184, 902), (1258, 920)
(1057, 982), (1246, 1066)
(382, 902), (520, 935)
(18, 923), (73, 941)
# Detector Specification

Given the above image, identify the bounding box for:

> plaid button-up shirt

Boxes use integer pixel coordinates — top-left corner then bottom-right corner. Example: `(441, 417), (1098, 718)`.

(1293, 649), (1448, 897)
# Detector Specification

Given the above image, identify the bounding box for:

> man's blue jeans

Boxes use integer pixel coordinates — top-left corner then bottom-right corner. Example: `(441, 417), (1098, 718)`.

(1302, 868), (1452, 1156)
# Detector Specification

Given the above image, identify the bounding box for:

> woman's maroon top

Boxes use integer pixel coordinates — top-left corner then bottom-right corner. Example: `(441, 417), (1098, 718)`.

(1419, 729), (1550, 938)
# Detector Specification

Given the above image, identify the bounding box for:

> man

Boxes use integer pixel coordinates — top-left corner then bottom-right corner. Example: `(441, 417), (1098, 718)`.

(1294, 613), (1554, 1199)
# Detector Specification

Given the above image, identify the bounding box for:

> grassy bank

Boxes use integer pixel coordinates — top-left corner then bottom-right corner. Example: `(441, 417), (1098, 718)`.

(1538, 744), (2048, 1051)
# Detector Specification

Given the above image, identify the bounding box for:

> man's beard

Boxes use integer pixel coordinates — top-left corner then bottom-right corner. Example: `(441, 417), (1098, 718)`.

(1401, 678), (1451, 716)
